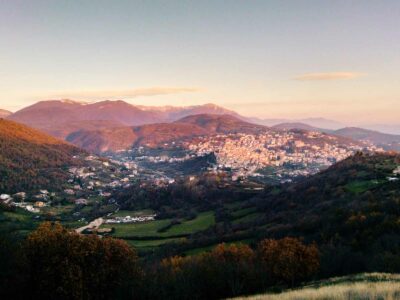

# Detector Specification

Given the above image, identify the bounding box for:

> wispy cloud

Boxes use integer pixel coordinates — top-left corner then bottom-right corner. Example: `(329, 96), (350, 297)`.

(294, 72), (365, 81)
(43, 87), (201, 100)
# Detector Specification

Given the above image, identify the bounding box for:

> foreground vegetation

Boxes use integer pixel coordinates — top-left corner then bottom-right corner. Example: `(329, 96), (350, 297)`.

(236, 273), (400, 300)
(0, 222), (319, 300)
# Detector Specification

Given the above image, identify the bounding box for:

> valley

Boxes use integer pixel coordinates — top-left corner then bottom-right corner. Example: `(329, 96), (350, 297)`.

(3, 3), (400, 298)
(1, 101), (400, 299)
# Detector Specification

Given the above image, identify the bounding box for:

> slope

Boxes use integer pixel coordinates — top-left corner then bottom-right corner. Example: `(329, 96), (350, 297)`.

(0, 119), (85, 194)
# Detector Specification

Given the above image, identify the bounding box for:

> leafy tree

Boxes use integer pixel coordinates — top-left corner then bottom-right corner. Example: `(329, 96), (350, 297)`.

(257, 237), (319, 286)
(24, 222), (141, 300)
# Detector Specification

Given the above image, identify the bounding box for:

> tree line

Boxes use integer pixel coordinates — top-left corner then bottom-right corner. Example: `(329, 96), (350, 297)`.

(0, 222), (319, 300)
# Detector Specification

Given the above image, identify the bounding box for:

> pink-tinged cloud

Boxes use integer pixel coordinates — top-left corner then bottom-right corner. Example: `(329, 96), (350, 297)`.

(45, 87), (201, 99)
(294, 72), (365, 81)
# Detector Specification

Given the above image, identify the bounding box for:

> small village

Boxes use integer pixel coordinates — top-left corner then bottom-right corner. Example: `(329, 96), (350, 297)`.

(0, 154), (140, 215)
(104, 214), (157, 224)
(184, 130), (384, 178)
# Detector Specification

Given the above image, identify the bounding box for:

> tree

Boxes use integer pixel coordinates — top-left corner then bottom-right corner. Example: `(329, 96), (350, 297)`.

(24, 222), (140, 300)
(257, 237), (319, 286)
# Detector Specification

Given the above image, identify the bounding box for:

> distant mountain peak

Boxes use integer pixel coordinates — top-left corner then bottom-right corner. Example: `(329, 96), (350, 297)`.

(60, 99), (88, 105)
(272, 122), (325, 132)
(175, 113), (246, 124)
(201, 103), (221, 108)
(0, 109), (12, 118)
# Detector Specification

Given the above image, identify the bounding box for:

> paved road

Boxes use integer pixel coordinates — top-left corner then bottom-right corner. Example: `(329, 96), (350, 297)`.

(75, 217), (104, 234)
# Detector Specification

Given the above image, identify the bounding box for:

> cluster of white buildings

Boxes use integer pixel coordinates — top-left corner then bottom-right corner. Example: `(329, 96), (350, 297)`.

(1, 155), (140, 214)
(186, 131), (382, 177)
(104, 214), (156, 224)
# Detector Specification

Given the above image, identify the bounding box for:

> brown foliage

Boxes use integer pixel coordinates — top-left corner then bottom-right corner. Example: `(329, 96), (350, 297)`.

(24, 222), (140, 300)
(0, 119), (84, 193)
(257, 237), (320, 285)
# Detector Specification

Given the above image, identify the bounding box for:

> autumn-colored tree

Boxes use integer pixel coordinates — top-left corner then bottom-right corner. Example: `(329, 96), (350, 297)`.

(257, 237), (319, 286)
(205, 243), (256, 296)
(153, 243), (257, 299)
(24, 222), (140, 300)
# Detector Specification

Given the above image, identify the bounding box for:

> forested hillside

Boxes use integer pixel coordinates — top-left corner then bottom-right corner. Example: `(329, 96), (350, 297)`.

(237, 152), (400, 276)
(109, 153), (400, 276)
(0, 119), (85, 193)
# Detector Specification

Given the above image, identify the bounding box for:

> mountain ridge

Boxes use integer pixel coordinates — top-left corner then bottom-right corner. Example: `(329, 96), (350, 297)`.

(0, 109), (12, 118)
(66, 114), (269, 153)
(8, 100), (242, 138)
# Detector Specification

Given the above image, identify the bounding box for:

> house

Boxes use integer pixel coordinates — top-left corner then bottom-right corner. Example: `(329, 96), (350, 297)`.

(0, 194), (11, 201)
(99, 191), (112, 197)
(34, 201), (45, 207)
(75, 198), (88, 205)
(64, 189), (75, 195)
(13, 192), (26, 200)
(388, 177), (399, 182)
(393, 166), (400, 175)
(26, 205), (39, 213)
(34, 194), (47, 201)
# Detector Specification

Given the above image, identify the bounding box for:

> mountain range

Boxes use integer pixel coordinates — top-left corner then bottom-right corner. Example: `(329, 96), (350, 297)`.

(4, 99), (400, 152)
(0, 109), (11, 118)
(7, 100), (239, 138)
(66, 114), (267, 153)
(251, 117), (345, 130)
(272, 123), (400, 151)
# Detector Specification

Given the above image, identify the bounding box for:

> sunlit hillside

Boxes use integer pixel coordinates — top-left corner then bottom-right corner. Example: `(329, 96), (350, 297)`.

(234, 273), (400, 300)
(0, 119), (84, 193)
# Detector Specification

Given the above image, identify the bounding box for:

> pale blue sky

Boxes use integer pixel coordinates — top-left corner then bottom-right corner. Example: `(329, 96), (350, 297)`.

(1, 0), (399, 124)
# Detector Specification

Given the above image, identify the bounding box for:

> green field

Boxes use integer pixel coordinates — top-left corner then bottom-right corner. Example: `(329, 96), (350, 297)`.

(102, 219), (171, 238)
(112, 209), (155, 217)
(0, 208), (38, 237)
(232, 212), (263, 225)
(344, 179), (383, 194)
(126, 237), (186, 249)
(102, 211), (215, 250)
(165, 211), (215, 235)
(231, 207), (257, 218)
(103, 211), (215, 238)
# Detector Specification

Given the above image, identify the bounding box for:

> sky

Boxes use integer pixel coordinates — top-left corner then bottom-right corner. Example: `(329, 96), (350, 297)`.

(1, 0), (400, 125)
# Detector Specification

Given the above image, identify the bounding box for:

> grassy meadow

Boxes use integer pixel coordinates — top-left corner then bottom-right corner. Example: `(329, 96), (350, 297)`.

(234, 273), (400, 300)
(101, 211), (216, 251)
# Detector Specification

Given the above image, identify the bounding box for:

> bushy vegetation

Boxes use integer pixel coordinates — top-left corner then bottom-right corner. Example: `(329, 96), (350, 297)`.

(0, 222), (140, 300)
(0, 223), (319, 300)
